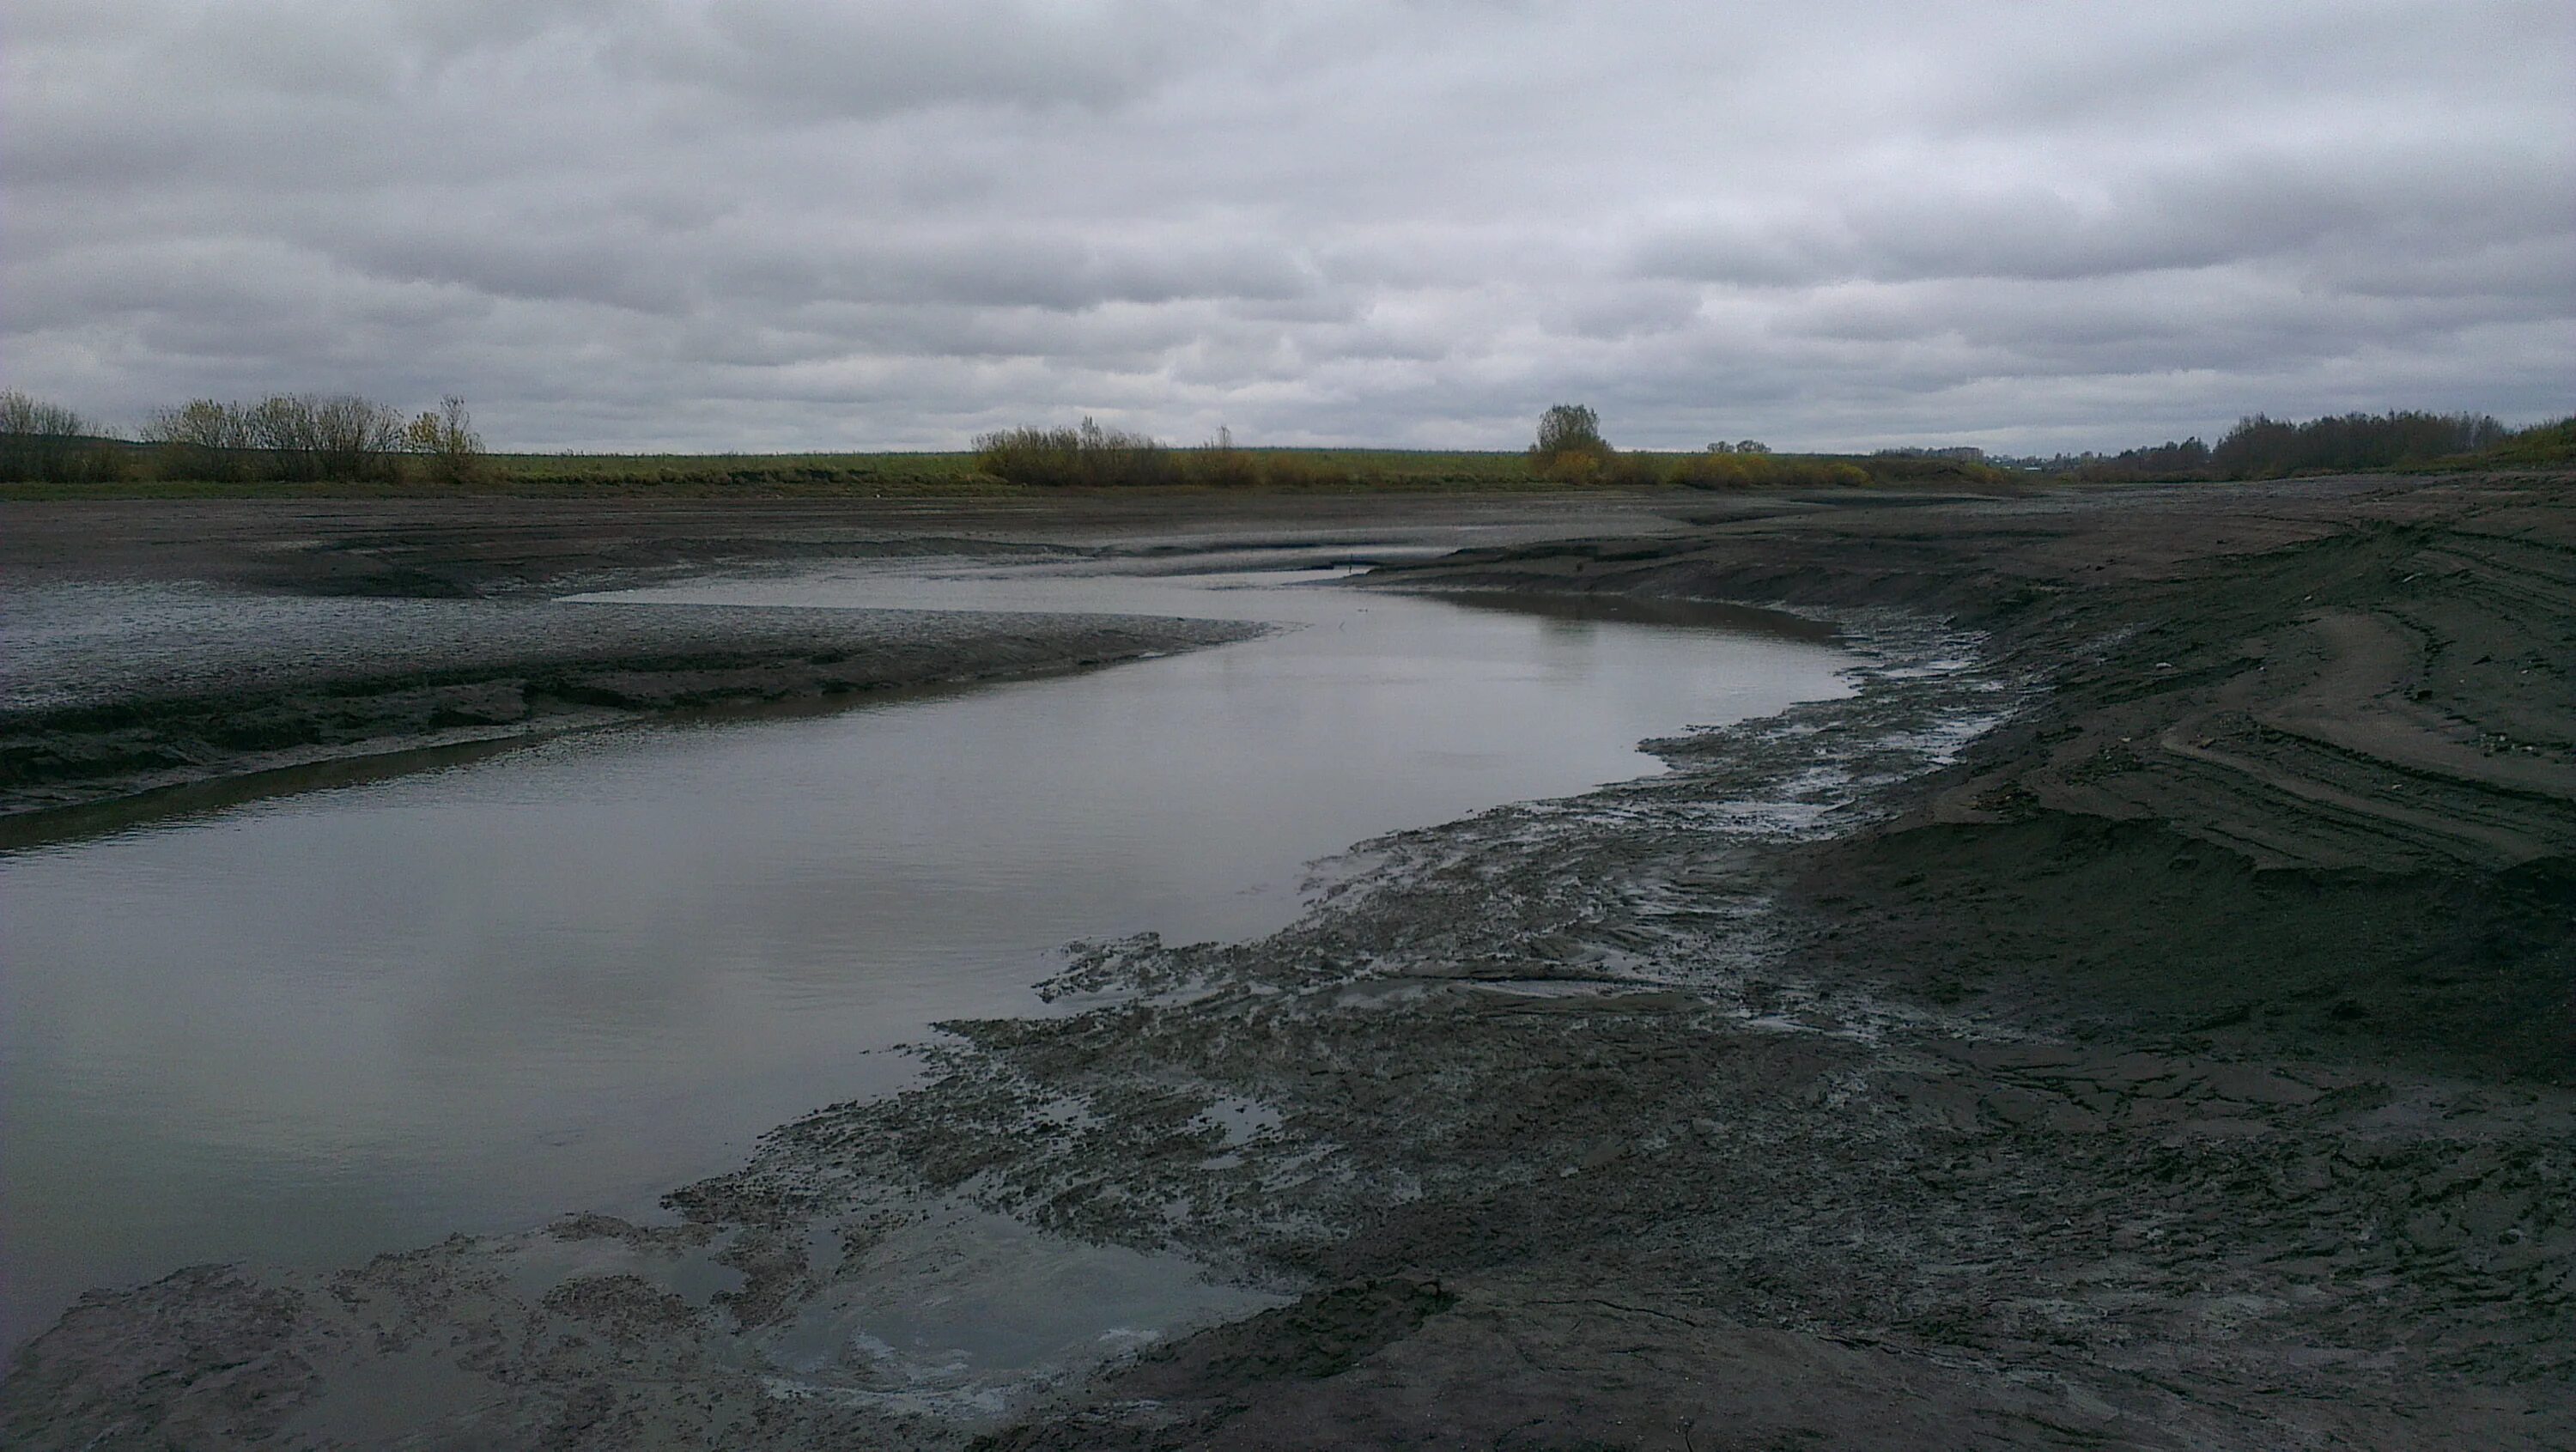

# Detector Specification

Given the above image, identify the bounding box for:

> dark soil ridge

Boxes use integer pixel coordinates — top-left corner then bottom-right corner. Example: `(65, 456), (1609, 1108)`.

(0, 602), (1268, 828)
(0, 492), (1722, 598)
(1370, 471), (2576, 1083)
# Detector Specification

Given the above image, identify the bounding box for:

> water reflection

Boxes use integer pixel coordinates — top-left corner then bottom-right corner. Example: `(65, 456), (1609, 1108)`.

(0, 564), (1850, 1348)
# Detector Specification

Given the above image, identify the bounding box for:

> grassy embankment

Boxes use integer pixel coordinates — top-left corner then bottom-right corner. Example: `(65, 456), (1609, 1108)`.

(0, 445), (2023, 501)
(2467, 416), (2576, 470)
(6, 412), (2561, 501)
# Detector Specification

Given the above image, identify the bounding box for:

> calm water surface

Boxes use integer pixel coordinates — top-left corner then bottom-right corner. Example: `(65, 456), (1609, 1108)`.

(0, 559), (1850, 1348)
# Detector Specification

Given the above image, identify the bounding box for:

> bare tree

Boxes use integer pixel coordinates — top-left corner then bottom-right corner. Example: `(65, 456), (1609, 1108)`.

(0, 390), (88, 438)
(0, 389), (119, 482)
(143, 399), (253, 450)
(144, 393), (406, 479)
(402, 396), (489, 484)
(251, 394), (402, 477)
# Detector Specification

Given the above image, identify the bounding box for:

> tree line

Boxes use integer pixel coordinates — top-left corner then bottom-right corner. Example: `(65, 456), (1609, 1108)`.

(2042, 410), (2543, 482)
(969, 406), (2011, 489)
(8, 390), (2559, 490)
(975, 419), (1389, 489)
(1528, 404), (2568, 488)
(1522, 403), (1978, 488)
(0, 390), (488, 484)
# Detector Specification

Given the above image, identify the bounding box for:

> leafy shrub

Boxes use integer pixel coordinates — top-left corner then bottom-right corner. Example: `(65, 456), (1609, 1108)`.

(1188, 428), (1264, 489)
(400, 397), (490, 485)
(1670, 452), (1868, 489)
(1531, 449), (1605, 484)
(1528, 404), (1617, 481)
(973, 417), (1180, 488)
(1604, 452), (1664, 488)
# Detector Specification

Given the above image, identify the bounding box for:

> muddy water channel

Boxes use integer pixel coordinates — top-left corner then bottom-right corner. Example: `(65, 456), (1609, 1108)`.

(1, 558), (1850, 1349)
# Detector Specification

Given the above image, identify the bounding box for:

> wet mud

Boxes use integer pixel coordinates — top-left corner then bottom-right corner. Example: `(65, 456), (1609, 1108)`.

(0, 592), (1266, 827)
(1, 490), (1708, 827)
(5, 477), (2572, 1449)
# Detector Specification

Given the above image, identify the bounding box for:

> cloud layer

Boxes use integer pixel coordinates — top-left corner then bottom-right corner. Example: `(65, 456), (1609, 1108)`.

(5, 0), (2569, 451)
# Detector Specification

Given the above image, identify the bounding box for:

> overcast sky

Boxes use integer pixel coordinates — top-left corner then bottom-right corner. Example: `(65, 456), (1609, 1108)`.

(5, 1), (2570, 453)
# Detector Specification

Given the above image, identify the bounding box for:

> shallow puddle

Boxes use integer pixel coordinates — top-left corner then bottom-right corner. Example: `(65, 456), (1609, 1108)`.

(740, 1204), (1284, 1420)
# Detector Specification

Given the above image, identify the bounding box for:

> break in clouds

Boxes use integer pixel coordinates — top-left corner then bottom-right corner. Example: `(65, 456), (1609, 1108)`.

(4, 0), (2570, 453)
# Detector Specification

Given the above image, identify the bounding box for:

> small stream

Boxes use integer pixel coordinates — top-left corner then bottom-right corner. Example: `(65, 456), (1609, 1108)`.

(0, 554), (1851, 1350)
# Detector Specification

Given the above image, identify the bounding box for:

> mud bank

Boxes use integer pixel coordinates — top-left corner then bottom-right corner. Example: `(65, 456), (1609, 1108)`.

(6, 477), (2571, 1449)
(0, 491), (1705, 827)
(0, 491), (1721, 599)
(0, 592), (1265, 828)
(1381, 471), (2576, 1083)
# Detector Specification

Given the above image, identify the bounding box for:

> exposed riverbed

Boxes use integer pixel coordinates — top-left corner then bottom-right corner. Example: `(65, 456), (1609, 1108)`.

(6, 481), (2567, 1450)
(0, 554), (1849, 1352)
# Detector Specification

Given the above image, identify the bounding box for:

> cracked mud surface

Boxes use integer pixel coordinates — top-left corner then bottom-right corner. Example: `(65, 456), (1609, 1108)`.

(5, 477), (2571, 1448)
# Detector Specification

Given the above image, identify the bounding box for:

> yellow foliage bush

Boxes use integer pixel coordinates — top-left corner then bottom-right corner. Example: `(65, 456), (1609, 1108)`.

(1669, 453), (1869, 489)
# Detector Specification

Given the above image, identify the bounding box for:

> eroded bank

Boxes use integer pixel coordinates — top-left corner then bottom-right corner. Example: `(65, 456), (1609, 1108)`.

(5, 477), (2571, 1449)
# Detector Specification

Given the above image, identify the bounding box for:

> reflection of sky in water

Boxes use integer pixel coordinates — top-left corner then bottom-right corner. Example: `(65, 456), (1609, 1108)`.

(744, 1205), (1283, 1417)
(0, 563), (1850, 1348)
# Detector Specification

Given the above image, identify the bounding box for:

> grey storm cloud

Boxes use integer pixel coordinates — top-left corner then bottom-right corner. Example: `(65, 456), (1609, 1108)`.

(3, 0), (2569, 453)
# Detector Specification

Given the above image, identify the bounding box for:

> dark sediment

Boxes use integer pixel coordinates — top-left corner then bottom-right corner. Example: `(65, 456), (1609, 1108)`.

(1, 490), (1706, 829)
(1381, 471), (2576, 1082)
(0, 597), (1266, 829)
(5, 477), (2571, 1449)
